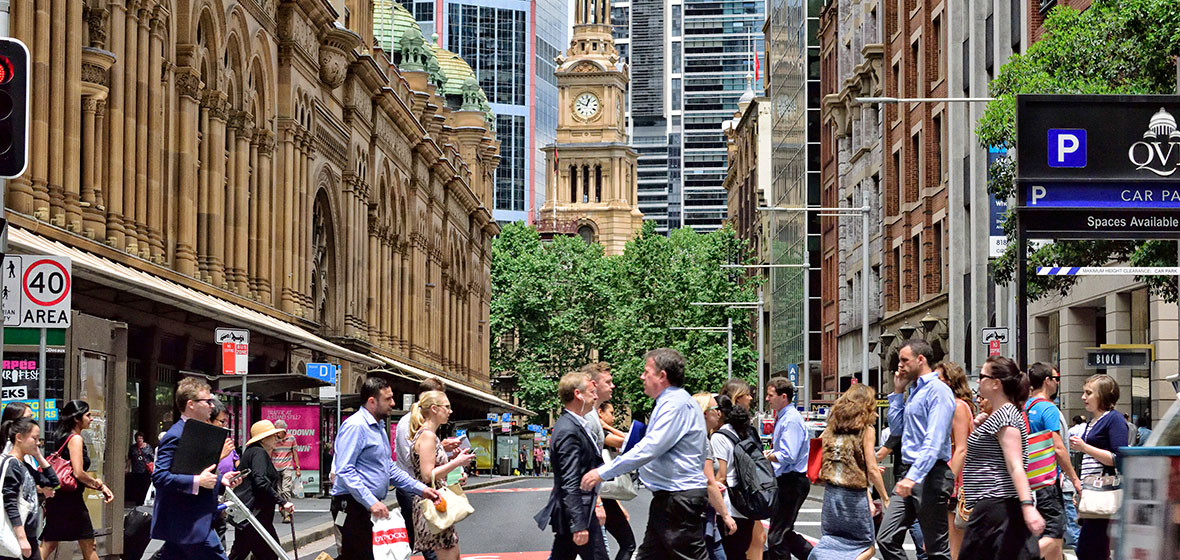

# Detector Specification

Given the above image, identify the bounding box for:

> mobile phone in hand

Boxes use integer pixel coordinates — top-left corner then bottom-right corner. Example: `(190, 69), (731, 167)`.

(229, 468), (252, 484)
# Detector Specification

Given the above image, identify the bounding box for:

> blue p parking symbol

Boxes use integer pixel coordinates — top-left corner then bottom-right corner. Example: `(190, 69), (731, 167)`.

(1048, 129), (1086, 168)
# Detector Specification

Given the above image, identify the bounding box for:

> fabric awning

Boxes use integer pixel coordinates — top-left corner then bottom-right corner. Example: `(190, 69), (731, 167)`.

(370, 353), (533, 416)
(211, 373), (332, 399)
(8, 227), (382, 367)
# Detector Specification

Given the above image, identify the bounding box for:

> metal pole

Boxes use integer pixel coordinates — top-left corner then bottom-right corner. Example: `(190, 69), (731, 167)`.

(756, 288), (764, 415)
(335, 365), (341, 430)
(37, 328), (44, 422)
(861, 191), (870, 386)
(726, 317), (733, 379)
(241, 369), (248, 444)
(802, 243), (810, 412)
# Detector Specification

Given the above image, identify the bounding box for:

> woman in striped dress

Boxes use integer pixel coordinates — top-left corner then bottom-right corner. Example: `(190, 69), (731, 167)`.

(958, 356), (1043, 560)
(1067, 374), (1128, 560)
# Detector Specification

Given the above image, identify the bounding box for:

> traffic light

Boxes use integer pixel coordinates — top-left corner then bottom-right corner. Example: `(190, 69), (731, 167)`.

(0, 39), (29, 179)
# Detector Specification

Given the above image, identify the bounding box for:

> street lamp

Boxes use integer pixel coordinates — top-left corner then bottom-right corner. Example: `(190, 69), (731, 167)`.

(759, 192), (873, 407)
(898, 322), (917, 341)
(671, 320), (734, 378)
(920, 312), (940, 335)
(692, 296), (764, 413)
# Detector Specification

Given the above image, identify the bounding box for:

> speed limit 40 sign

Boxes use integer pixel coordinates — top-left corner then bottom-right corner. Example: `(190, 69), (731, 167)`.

(2, 256), (71, 327)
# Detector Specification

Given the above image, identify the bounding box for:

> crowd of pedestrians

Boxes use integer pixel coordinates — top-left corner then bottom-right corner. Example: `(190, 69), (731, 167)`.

(532, 339), (1135, 560)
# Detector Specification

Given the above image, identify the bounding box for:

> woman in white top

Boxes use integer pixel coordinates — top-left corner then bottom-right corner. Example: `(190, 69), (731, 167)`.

(711, 394), (758, 560)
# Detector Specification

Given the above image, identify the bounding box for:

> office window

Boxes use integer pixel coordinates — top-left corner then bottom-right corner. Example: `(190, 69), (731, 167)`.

(1011, 0), (1022, 50)
(672, 5), (681, 35)
(672, 42), (682, 73)
(961, 38), (970, 93)
(909, 39), (919, 98)
(672, 78), (682, 110)
(910, 132), (921, 200)
(933, 15), (944, 82)
(933, 114), (943, 181)
(910, 235), (921, 301)
(892, 246), (902, 309)
(933, 222), (943, 291)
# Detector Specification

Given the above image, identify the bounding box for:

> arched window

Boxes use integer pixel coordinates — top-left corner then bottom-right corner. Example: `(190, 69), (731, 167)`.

(595, 165), (602, 202)
(582, 165), (590, 202)
(577, 225), (595, 244)
(311, 191), (337, 331)
(570, 164), (578, 203)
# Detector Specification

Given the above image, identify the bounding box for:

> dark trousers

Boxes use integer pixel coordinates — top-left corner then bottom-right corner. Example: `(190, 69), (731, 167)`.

(602, 498), (636, 560)
(1076, 519), (1112, 560)
(958, 498), (1038, 560)
(635, 488), (709, 560)
(720, 517), (755, 560)
(228, 509), (279, 560)
(394, 488), (438, 560)
(125, 472), (151, 506)
(158, 528), (227, 560)
(551, 517), (608, 560)
(876, 460), (954, 560)
(332, 494), (379, 560)
(766, 472), (812, 560)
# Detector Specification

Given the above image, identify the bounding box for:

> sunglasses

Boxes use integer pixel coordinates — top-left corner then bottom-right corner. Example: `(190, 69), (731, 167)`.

(979, 374), (999, 381)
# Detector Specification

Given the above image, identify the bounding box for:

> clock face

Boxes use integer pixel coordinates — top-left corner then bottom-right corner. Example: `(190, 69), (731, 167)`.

(575, 93), (600, 118)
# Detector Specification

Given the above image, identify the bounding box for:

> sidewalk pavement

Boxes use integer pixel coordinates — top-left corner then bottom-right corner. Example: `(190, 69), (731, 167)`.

(139, 474), (538, 558)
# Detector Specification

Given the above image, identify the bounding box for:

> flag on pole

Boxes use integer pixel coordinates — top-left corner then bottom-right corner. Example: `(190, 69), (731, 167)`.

(754, 47), (760, 84)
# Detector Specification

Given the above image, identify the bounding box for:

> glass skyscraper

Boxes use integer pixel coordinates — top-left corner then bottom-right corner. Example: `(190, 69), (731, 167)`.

(611, 0), (763, 234)
(766, 0), (820, 398)
(401, 0), (568, 224)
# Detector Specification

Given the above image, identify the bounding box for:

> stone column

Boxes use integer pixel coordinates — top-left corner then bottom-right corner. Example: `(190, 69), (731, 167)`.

(80, 47), (114, 239)
(1105, 292), (1133, 392)
(248, 130), (260, 296)
(173, 70), (201, 276)
(367, 231), (379, 342)
(207, 93), (228, 287)
(101, 0), (125, 244)
(61, 0), (84, 232)
(132, 6), (151, 256)
(257, 131), (274, 303)
(233, 114), (250, 294)
(440, 276), (450, 369)
(224, 120), (239, 288)
(44, 0), (67, 223)
(116, 0), (139, 249)
(1149, 294), (1179, 423)
(1060, 306), (1097, 422)
(390, 242), (401, 347)
(197, 100), (210, 276)
(295, 132), (308, 315)
(279, 127), (296, 313)
(147, 14), (165, 261)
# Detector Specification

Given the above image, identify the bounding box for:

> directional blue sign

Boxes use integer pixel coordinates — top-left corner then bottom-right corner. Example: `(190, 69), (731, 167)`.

(486, 413), (498, 422)
(1025, 182), (1180, 208)
(306, 363), (336, 384)
(501, 413), (512, 423)
(456, 428), (467, 437)
(787, 363), (799, 385)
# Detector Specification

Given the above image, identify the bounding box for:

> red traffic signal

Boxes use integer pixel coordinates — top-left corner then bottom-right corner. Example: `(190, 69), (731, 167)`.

(0, 39), (29, 178)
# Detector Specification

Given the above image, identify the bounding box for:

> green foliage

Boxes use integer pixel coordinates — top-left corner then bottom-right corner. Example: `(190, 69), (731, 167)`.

(491, 221), (762, 422)
(978, 0), (1180, 302)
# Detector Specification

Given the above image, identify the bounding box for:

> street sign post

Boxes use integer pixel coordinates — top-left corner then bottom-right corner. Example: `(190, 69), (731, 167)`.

(981, 327), (1009, 345)
(307, 362), (340, 429)
(216, 328), (250, 442)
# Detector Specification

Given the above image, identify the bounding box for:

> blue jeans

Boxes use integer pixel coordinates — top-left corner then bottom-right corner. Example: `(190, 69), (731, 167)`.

(1063, 494), (1080, 547)
(910, 522), (927, 560)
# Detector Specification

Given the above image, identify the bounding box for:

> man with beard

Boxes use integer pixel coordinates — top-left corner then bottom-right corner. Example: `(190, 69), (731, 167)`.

(1026, 363), (1083, 560)
(331, 376), (442, 560)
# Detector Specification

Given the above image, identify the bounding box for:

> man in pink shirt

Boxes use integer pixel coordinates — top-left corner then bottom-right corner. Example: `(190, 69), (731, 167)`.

(270, 419), (301, 523)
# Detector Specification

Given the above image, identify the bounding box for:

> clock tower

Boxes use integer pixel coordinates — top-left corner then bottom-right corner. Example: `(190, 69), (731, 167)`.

(537, 0), (642, 255)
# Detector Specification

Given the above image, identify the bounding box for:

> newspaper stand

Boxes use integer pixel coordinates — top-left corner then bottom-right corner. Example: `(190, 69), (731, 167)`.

(221, 484), (292, 560)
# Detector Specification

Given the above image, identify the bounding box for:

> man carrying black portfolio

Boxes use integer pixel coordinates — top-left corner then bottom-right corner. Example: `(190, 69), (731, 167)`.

(151, 377), (243, 560)
(536, 371), (607, 560)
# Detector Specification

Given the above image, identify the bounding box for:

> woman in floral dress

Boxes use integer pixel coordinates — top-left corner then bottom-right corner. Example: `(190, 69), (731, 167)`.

(410, 390), (476, 560)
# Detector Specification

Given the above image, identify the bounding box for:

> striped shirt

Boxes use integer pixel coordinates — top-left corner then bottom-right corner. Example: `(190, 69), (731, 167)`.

(271, 435), (298, 471)
(962, 403), (1027, 507)
(1080, 410), (1128, 478)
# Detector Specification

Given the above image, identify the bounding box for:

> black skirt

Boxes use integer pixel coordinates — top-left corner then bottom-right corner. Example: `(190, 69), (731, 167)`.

(959, 497), (1038, 560)
(41, 487), (95, 542)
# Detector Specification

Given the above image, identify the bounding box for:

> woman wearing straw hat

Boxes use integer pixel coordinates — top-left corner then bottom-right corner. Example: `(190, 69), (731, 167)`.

(228, 420), (295, 560)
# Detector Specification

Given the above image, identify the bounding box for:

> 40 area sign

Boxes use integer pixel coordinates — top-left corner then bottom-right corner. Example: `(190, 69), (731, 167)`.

(1, 256), (71, 328)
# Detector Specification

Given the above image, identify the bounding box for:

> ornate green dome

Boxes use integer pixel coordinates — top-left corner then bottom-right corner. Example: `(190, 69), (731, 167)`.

(433, 44), (478, 97)
(374, 0), (419, 54)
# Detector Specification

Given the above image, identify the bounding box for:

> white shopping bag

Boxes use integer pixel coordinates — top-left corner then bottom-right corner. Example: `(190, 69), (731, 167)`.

(372, 509), (412, 560)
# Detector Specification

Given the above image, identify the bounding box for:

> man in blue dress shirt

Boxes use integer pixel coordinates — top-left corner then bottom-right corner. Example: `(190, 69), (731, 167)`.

(876, 338), (955, 560)
(764, 376), (812, 560)
(581, 348), (709, 560)
(331, 376), (441, 560)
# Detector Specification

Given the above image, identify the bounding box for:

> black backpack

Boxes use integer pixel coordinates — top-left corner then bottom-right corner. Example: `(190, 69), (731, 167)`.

(719, 429), (778, 520)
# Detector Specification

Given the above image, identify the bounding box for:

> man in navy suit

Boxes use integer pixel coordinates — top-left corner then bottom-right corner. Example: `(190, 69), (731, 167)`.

(535, 371), (607, 560)
(151, 377), (243, 560)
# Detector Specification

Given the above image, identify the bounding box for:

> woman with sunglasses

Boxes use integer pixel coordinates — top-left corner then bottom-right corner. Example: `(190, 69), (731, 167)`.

(693, 392), (736, 560)
(410, 390), (475, 560)
(958, 356), (1043, 559)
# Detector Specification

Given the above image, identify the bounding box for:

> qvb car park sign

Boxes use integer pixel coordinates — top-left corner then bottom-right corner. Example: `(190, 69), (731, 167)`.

(1013, 95), (1180, 364)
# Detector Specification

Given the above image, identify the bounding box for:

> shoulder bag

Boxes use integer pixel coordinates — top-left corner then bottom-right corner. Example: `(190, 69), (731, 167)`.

(1023, 398), (1060, 491)
(598, 448), (637, 501)
(421, 457), (474, 534)
(47, 434), (78, 492)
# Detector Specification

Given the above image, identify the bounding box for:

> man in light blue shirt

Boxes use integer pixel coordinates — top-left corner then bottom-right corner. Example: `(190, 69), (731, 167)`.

(331, 376), (441, 560)
(764, 376), (812, 560)
(581, 348), (708, 560)
(877, 339), (955, 560)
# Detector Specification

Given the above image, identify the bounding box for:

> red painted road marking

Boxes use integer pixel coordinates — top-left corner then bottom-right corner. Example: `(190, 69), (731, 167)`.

(465, 487), (551, 494)
(412, 553), (551, 560)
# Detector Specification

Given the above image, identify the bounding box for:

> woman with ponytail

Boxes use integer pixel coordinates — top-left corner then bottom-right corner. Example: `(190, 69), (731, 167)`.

(0, 417), (59, 560)
(410, 391), (475, 560)
(958, 356), (1043, 559)
(40, 400), (113, 560)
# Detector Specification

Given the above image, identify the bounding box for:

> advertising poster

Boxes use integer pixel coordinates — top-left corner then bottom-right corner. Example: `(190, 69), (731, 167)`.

(468, 431), (493, 470)
(261, 405), (321, 492)
(2, 353), (64, 426)
(1119, 454), (1170, 560)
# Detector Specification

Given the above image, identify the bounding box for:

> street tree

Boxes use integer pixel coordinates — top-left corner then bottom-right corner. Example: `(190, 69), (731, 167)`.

(978, 0), (1180, 301)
